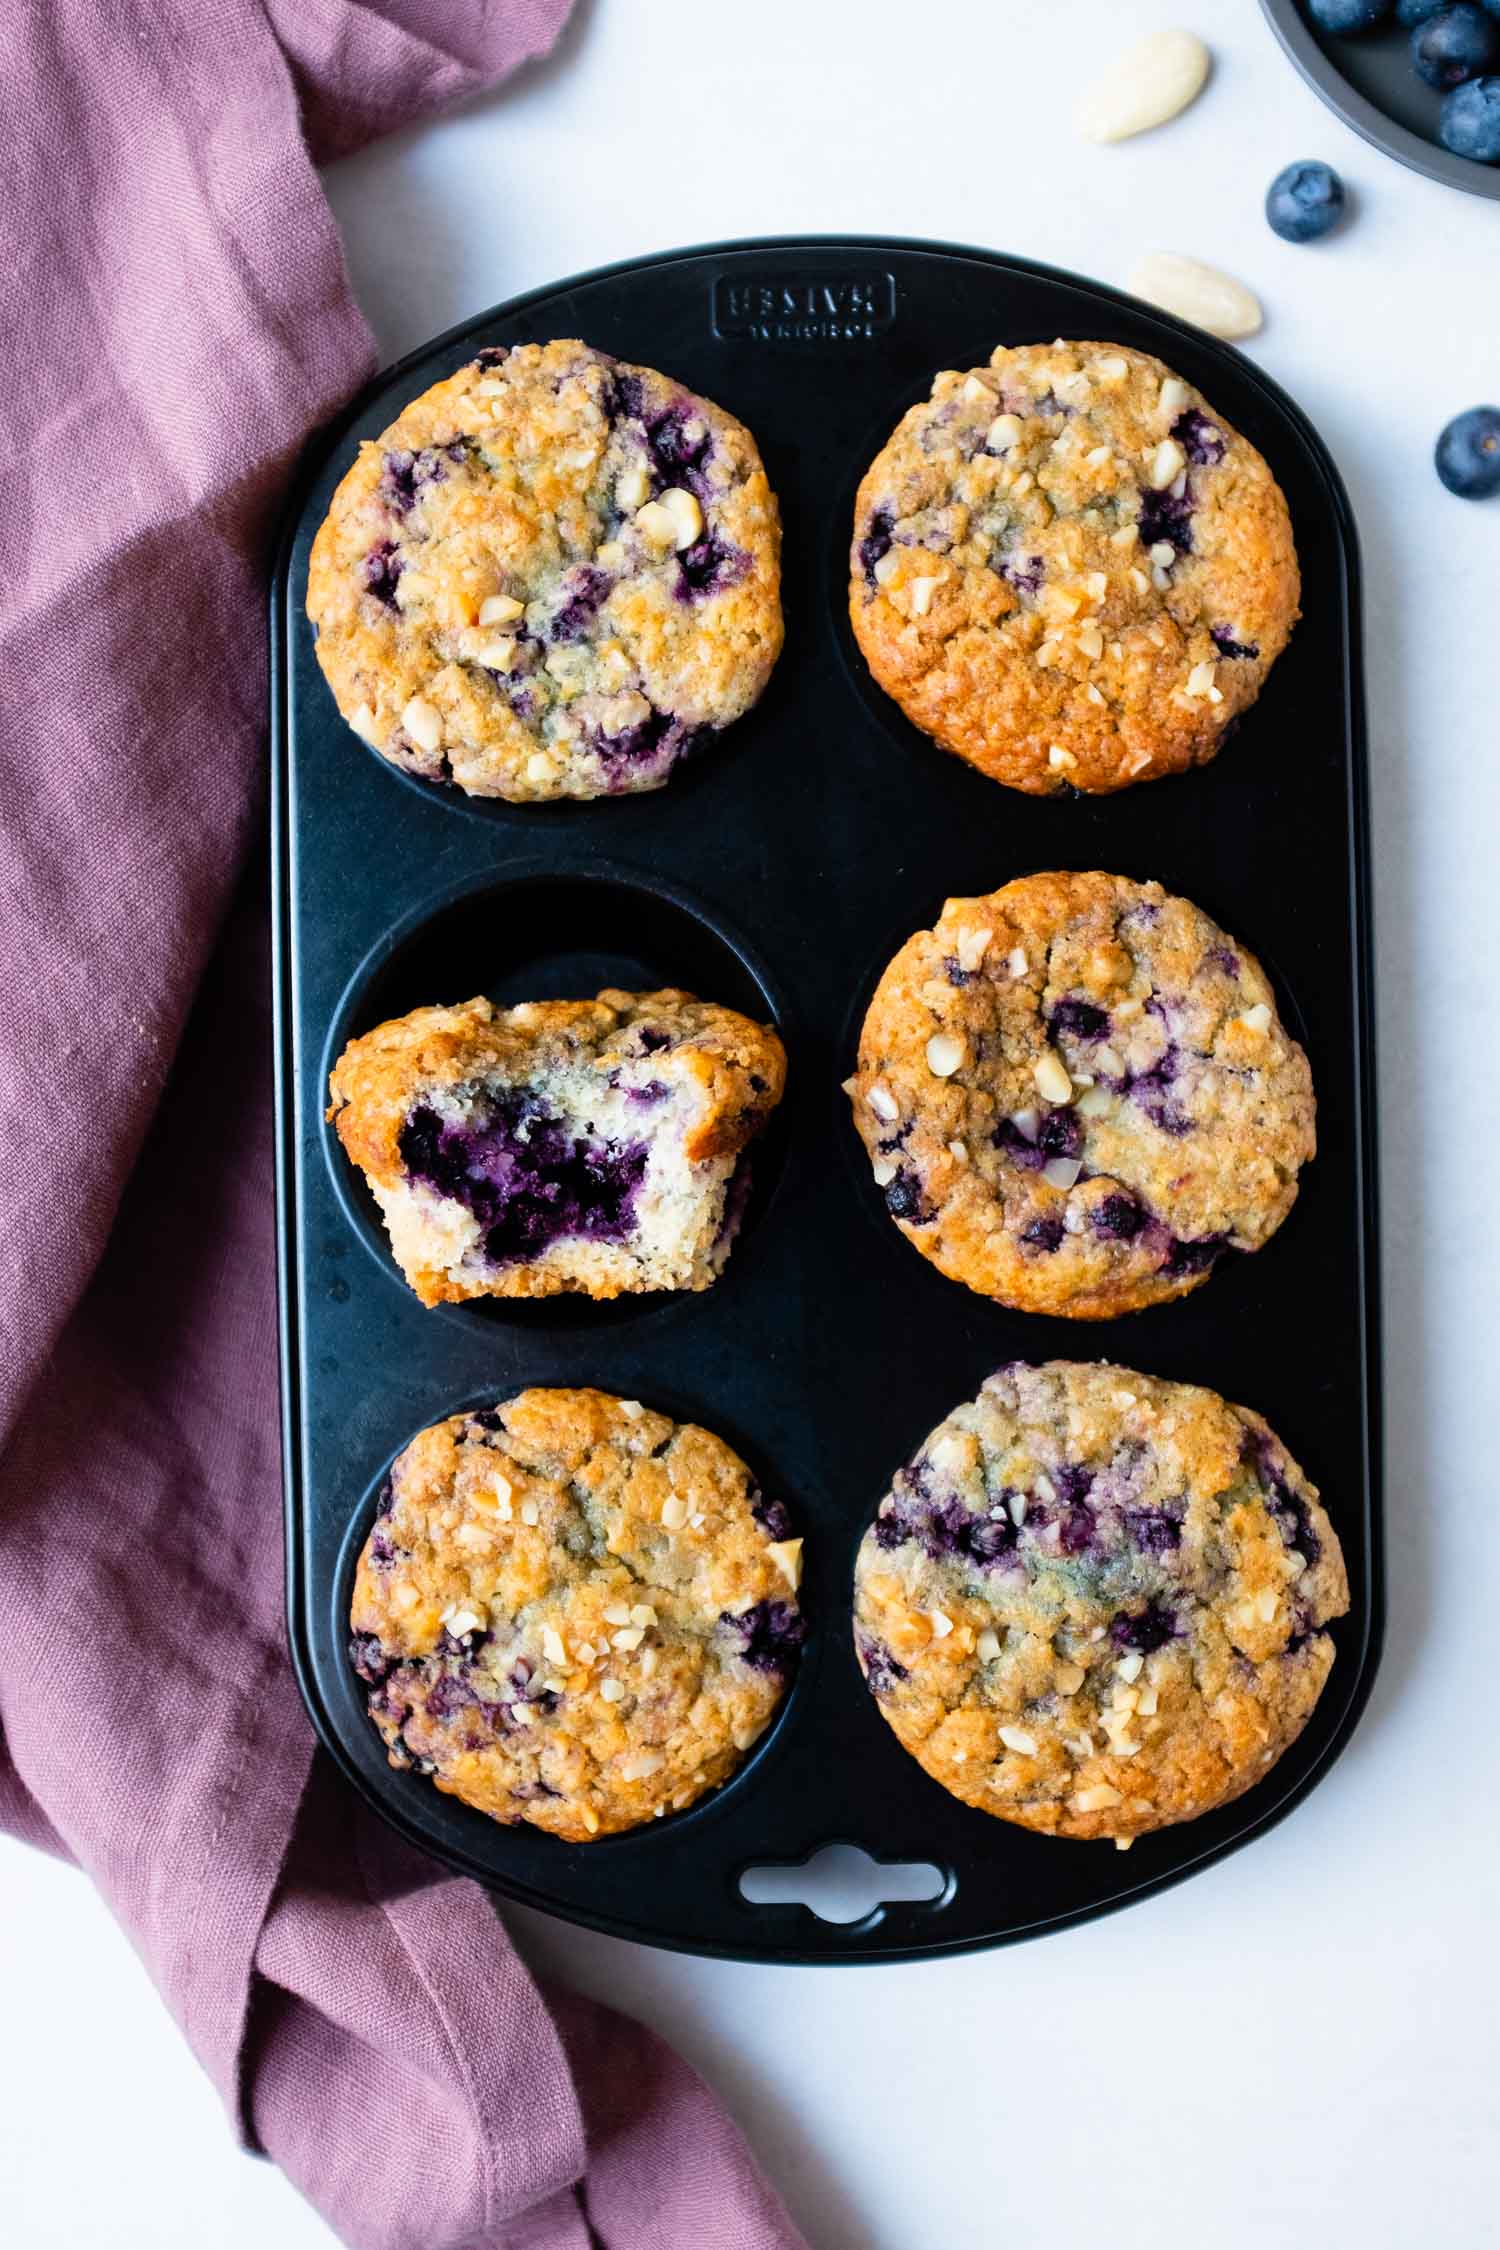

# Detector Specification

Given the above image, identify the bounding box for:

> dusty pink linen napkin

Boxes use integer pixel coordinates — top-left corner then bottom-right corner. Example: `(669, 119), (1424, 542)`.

(0, 6), (806, 2247)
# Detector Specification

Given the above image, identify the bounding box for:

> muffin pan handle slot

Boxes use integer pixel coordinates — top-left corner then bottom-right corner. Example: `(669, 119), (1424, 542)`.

(738, 1844), (951, 1926)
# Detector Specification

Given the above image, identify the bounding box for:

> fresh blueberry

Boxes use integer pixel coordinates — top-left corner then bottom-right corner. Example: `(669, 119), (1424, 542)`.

(1412, 3), (1499, 85)
(1440, 74), (1500, 156)
(1435, 406), (1500, 495)
(1306, 0), (1391, 25)
(1265, 160), (1348, 243)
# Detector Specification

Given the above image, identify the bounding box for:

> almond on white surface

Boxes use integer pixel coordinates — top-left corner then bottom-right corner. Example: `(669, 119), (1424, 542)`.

(1126, 253), (1263, 341)
(1075, 30), (1210, 144)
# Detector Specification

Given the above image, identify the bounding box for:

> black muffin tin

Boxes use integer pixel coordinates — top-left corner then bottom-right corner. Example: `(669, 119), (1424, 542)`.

(1262, 0), (1500, 202)
(272, 237), (1382, 1962)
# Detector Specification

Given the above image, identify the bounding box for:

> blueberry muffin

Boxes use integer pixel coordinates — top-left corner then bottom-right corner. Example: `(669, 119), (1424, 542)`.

(846, 872), (1313, 1318)
(307, 340), (783, 801)
(351, 1389), (805, 1839)
(329, 989), (786, 1305)
(849, 341), (1298, 794)
(854, 1361), (1347, 1843)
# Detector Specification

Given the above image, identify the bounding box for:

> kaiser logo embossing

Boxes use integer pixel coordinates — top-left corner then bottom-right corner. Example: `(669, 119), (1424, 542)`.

(712, 272), (897, 345)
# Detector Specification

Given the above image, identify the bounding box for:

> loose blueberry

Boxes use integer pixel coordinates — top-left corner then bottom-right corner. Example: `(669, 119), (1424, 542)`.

(1265, 160), (1348, 243)
(1412, 3), (1499, 84)
(1305, 0), (1391, 26)
(1440, 73), (1500, 155)
(1436, 405), (1500, 494)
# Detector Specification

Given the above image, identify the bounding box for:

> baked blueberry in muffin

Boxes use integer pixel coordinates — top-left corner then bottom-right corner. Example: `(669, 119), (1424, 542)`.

(307, 340), (783, 801)
(849, 341), (1298, 794)
(352, 1389), (805, 1839)
(853, 1361), (1347, 1842)
(329, 989), (785, 1305)
(846, 872), (1313, 1318)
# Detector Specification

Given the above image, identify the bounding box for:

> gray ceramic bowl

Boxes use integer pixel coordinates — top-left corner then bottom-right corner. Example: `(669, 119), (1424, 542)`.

(1260, 0), (1500, 200)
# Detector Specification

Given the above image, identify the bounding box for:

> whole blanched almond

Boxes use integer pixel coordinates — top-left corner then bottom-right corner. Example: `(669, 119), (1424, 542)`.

(1075, 29), (1211, 144)
(1125, 252), (1263, 340)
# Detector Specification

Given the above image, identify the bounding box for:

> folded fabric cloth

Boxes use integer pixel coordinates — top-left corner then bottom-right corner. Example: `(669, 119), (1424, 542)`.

(0, 7), (807, 2246)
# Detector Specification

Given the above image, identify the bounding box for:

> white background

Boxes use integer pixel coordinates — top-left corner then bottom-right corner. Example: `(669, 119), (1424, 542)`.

(5, 2), (1498, 2244)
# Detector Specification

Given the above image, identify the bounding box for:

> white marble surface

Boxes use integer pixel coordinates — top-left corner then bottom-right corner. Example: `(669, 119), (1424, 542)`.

(6, 2), (1498, 2243)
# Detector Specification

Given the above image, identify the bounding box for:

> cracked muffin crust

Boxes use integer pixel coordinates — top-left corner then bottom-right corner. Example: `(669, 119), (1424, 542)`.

(351, 1389), (806, 1839)
(849, 340), (1298, 795)
(847, 872), (1314, 1319)
(853, 1361), (1348, 1843)
(329, 988), (786, 1306)
(307, 339), (783, 801)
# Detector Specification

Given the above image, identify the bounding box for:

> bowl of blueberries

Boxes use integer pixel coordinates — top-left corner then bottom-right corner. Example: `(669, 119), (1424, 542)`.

(1260, 0), (1500, 196)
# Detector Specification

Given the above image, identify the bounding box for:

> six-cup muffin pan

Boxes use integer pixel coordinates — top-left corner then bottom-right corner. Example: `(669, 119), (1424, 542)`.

(271, 237), (1383, 1962)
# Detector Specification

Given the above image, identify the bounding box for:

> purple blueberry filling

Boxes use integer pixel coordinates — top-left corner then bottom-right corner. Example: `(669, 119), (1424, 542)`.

(724, 1599), (806, 1674)
(1163, 1231), (1229, 1279)
(374, 1475), (395, 1516)
(1129, 1049), (1192, 1137)
(858, 508), (894, 590)
(547, 566), (611, 641)
(398, 1096), (649, 1266)
(1265, 1478), (1321, 1565)
(859, 1634), (908, 1698)
(750, 1489), (793, 1542)
(1210, 627), (1259, 661)
(1123, 1507), (1182, 1555)
(473, 346), (509, 369)
(999, 551), (1045, 598)
(1048, 998), (1109, 1042)
(1137, 480), (1194, 556)
(594, 707), (700, 779)
(1110, 1598), (1178, 1653)
(1208, 945), (1241, 974)
(943, 956), (978, 987)
(884, 1167), (933, 1223)
(1171, 409), (1226, 468)
(1022, 1214), (1065, 1255)
(995, 1107), (1082, 1170)
(1094, 1192), (1147, 1241)
(362, 541), (404, 610)
(645, 404), (711, 488)
(369, 1528), (399, 1567)
(874, 1467), (1020, 1570)
(676, 530), (747, 601)
(349, 1633), (392, 1686)
(381, 441), (467, 515)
